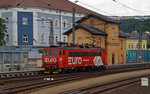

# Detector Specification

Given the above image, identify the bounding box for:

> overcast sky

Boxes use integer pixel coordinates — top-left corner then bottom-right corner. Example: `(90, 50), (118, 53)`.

(69, 0), (150, 16)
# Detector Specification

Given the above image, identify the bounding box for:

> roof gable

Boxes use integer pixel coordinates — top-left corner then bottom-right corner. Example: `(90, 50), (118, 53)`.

(63, 25), (108, 36)
(76, 14), (119, 24)
(119, 31), (128, 38)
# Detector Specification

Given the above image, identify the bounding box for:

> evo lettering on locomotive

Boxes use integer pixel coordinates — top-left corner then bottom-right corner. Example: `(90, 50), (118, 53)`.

(68, 57), (82, 65)
(44, 58), (57, 63)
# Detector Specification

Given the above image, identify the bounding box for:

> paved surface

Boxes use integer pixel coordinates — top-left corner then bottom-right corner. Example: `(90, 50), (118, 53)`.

(30, 69), (150, 94)
(105, 81), (150, 94)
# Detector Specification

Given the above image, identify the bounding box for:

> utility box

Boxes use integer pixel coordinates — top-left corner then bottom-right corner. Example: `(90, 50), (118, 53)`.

(141, 78), (149, 86)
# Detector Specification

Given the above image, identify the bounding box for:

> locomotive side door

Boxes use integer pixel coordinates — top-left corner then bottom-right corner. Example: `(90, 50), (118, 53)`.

(59, 50), (65, 68)
(62, 50), (65, 68)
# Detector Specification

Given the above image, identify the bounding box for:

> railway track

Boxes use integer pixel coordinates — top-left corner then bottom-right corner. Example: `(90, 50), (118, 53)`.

(63, 74), (150, 94)
(0, 66), (149, 94)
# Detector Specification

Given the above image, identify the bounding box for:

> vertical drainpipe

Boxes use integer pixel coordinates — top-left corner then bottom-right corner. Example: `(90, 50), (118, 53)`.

(59, 10), (62, 42)
(104, 23), (107, 51)
(104, 23), (107, 65)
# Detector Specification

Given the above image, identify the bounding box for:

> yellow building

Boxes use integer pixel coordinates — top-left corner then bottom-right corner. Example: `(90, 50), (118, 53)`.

(64, 14), (127, 65)
(126, 31), (150, 62)
(126, 31), (148, 50)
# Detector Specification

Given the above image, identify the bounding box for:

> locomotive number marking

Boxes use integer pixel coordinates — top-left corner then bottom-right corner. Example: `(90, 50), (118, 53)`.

(44, 58), (57, 63)
(68, 57), (82, 65)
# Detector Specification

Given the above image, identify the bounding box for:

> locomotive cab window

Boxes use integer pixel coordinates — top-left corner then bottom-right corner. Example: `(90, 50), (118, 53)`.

(63, 51), (65, 55)
(52, 50), (58, 55)
(44, 50), (50, 55)
(59, 50), (62, 55)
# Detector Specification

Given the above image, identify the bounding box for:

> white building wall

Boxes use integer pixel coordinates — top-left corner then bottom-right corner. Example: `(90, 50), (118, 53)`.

(0, 6), (86, 46)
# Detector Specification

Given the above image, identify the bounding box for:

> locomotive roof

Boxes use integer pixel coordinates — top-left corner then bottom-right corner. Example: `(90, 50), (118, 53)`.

(44, 46), (105, 50)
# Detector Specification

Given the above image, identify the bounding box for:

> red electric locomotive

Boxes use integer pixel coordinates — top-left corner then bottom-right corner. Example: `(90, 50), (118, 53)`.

(42, 44), (107, 73)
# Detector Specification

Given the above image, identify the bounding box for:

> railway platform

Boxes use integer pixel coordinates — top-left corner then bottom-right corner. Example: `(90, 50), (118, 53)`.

(106, 62), (150, 69)
(0, 68), (44, 78)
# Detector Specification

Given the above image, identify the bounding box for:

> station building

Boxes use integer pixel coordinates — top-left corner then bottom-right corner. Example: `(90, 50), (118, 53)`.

(64, 14), (128, 65)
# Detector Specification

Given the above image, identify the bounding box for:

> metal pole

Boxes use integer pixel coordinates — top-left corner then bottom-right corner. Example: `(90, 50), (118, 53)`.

(35, 42), (36, 59)
(72, 7), (75, 44)
(138, 21), (142, 63)
(147, 34), (149, 66)
(59, 10), (62, 42)
(11, 52), (13, 71)
(49, 20), (54, 45)
(2, 52), (4, 72)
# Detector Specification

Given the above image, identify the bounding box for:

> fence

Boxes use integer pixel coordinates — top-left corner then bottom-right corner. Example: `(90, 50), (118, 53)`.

(0, 46), (44, 72)
(126, 50), (150, 63)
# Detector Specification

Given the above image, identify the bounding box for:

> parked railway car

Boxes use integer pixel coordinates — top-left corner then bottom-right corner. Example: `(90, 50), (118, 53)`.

(42, 45), (107, 73)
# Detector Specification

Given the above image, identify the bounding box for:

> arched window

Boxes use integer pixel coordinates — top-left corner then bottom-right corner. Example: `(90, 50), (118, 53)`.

(112, 53), (115, 64)
(48, 18), (52, 27)
(5, 17), (9, 25)
(55, 34), (58, 43)
(41, 33), (45, 43)
(63, 36), (66, 42)
(41, 17), (45, 26)
(112, 28), (114, 40)
(98, 38), (101, 47)
(6, 34), (9, 42)
(55, 19), (59, 28)
(63, 20), (67, 29)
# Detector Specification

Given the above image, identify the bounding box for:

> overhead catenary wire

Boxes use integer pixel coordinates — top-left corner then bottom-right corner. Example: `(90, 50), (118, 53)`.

(3, 0), (150, 28)
(113, 0), (148, 15)
(77, 1), (115, 16)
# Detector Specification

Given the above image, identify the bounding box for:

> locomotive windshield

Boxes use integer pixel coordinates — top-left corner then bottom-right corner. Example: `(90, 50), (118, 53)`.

(44, 50), (58, 55)
(51, 50), (58, 55)
(44, 50), (50, 55)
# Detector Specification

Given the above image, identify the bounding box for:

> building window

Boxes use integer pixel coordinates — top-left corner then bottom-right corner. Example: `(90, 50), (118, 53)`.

(121, 54), (123, 64)
(55, 19), (59, 28)
(63, 36), (66, 42)
(48, 18), (52, 27)
(23, 35), (28, 43)
(56, 35), (58, 43)
(5, 17), (9, 25)
(41, 17), (45, 26)
(6, 34), (9, 42)
(63, 20), (67, 29)
(98, 38), (101, 47)
(49, 35), (51, 44)
(121, 40), (123, 50)
(70, 22), (72, 28)
(22, 17), (28, 25)
(112, 28), (114, 40)
(129, 44), (130, 49)
(137, 45), (139, 49)
(143, 45), (145, 49)
(131, 44), (133, 49)
(41, 33), (45, 43)
(90, 20), (95, 26)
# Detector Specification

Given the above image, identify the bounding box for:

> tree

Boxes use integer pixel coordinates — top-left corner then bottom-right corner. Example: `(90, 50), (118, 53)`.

(0, 18), (7, 46)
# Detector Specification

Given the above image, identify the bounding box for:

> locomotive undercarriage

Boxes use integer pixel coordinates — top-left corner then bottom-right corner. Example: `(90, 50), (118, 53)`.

(43, 65), (106, 74)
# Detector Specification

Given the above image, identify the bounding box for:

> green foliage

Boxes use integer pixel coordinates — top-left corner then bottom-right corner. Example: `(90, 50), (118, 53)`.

(119, 19), (150, 33)
(0, 18), (7, 46)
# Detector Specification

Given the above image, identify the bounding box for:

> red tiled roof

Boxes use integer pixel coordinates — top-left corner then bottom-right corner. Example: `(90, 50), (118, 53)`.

(0, 0), (100, 15)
